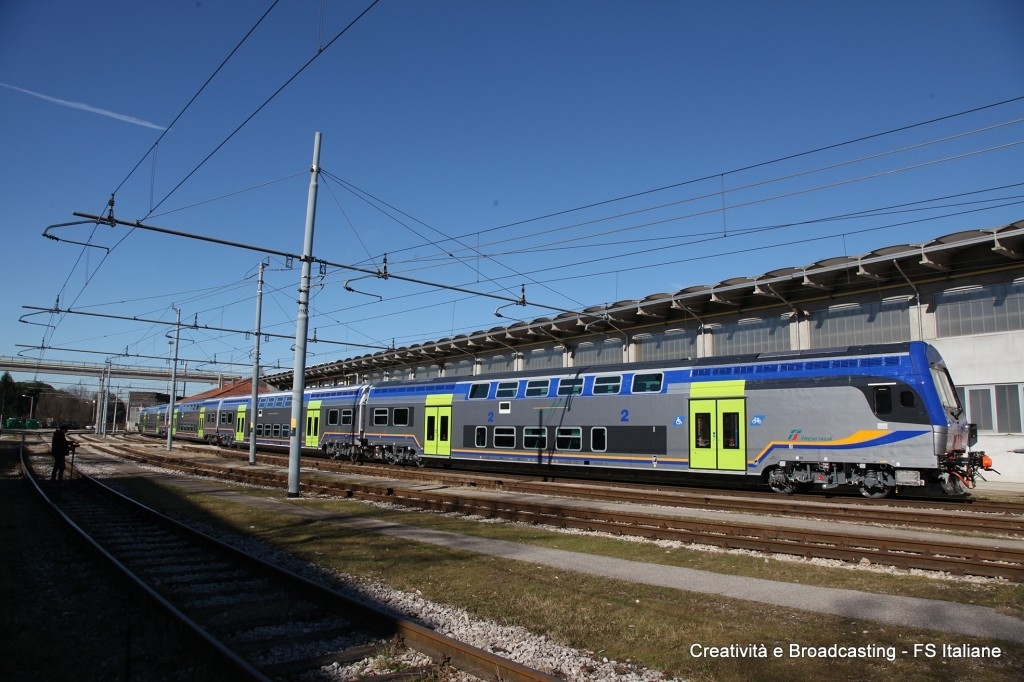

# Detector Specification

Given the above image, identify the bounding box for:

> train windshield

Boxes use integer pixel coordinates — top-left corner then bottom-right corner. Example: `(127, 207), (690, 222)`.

(930, 366), (963, 418)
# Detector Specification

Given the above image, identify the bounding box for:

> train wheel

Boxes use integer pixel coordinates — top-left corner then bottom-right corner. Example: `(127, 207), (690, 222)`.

(766, 467), (796, 494)
(942, 474), (969, 496)
(858, 467), (893, 498)
(858, 480), (891, 498)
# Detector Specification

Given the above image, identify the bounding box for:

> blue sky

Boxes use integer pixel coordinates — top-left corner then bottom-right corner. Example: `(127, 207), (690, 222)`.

(2, 0), (1023, 397)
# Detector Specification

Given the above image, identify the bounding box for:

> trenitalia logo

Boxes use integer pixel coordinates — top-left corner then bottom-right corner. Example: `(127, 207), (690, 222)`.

(788, 429), (832, 442)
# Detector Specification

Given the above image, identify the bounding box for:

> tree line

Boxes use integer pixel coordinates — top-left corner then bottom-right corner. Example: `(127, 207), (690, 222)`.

(1, 372), (126, 428)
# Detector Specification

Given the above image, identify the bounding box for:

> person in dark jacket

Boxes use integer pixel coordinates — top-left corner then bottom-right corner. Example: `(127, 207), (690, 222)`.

(50, 424), (77, 481)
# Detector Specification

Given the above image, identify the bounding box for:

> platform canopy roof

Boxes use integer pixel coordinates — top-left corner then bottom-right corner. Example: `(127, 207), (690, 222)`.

(266, 219), (1024, 387)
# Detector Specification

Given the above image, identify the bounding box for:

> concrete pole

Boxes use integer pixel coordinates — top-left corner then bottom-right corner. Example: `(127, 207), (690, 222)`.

(249, 260), (265, 465)
(166, 307), (181, 451)
(287, 132), (321, 497)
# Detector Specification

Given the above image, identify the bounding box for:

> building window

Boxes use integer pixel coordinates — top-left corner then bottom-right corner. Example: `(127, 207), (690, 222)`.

(935, 280), (1024, 337)
(634, 328), (698, 363)
(573, 339), (624, 366)
(524, 346), (563, 370)
(480, 352), (515, 374)
(714, 317), (791, 355)
(957, 384), (1024, 434)
(812, 298), (911, 346)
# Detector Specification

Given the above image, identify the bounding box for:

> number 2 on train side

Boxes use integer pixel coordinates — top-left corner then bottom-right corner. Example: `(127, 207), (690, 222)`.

(620, 409), (629, 422)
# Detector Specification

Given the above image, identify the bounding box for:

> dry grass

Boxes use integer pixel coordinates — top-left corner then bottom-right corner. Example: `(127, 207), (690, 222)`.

(108, 475), (1024, 682)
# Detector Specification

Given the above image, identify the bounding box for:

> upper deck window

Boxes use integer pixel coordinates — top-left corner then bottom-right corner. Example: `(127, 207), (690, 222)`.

(495, 381), (518, 399)
(557, 378), (584, 397)
(631, 373), (663, 393)
(469, 383), (489, 399)
(593, 376), (622, 395)
(526, 380), (550, 397)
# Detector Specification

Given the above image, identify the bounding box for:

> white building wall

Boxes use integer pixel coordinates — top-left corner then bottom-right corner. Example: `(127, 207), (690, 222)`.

(931, 332), (1024, 484)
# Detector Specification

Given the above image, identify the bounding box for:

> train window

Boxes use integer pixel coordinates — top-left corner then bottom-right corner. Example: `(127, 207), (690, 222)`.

(557, 378), (584, 396)
(327, 409), (339, 426)
(469, 383), (489, 399)
(255, 424), (263, 437)
(694, 412), (712, 448)
(498, 401), (511, 414)
(591, 427), (607, 452)
(900, 391), (916, 408)
(632, 373), (663, 393)
(475, 426), (487, 447)
(373, 408), (389, 426)
(426, 415), (435, 441)
(439, 415), (449, 442)
(524, 427), (547, 450)
(721, 413), (740, 449)
(272, 424), (281, 438)
(526, 380), (550, 397)
(494, 426), (516, 448)
(394, 407), (411, 426)
(873, 387), (893, 415)
(593, 376), (622, 394)
(556, 427), (582, 451)
(496, 382), (518, 398)
(341, 409), (353, 426)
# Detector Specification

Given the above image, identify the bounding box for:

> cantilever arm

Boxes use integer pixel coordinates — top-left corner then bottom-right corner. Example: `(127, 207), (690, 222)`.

(42, 219), (111, 252)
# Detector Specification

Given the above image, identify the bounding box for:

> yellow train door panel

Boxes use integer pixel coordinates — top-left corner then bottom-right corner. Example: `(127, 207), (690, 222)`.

(424, 394), (453, 457)
(305, 400), (321, 448)
(236, 405), (247, 442)
(688, 395), (747, 472)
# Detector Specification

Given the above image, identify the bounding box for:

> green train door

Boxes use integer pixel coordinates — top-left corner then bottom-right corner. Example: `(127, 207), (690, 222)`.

(424, 394), (453, 457)
(305, 400), (322, 448)
(688, 381), (747, 471)
(198, 407), (206, 439)
(235, 405), (247, 443)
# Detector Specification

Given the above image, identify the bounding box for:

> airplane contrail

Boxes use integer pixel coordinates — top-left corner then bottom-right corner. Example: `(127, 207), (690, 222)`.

(1, 82), (166, 131)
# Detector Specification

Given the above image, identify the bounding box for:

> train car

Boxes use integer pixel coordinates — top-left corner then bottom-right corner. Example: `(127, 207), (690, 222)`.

(360, 341), (991, 497)
(138, 342), (993, 497)
(137, 404), (169, 437)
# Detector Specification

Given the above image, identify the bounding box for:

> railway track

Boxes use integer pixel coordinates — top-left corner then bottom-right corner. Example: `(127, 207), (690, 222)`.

(109, 434), (1024, 537)
(80, 438), (1024, 582)
(22, 445), (560, 682)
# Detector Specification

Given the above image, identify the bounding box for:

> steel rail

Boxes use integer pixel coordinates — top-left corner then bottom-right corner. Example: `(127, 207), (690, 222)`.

(22, 446), (562, 682)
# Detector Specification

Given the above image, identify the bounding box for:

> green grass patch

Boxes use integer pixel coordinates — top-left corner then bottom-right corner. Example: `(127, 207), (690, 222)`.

(108, 475), (1024, 682)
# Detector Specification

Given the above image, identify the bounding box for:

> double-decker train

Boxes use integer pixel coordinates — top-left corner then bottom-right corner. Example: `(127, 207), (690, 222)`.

(138, 341), (994, 497)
